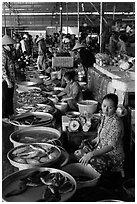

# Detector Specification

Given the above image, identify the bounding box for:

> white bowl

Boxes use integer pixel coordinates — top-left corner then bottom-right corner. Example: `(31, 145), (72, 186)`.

(48, 96), (58, 104)
(62, 163), (101, 189)
(55, 102), (68, 113)
(77, 100), (98, 115)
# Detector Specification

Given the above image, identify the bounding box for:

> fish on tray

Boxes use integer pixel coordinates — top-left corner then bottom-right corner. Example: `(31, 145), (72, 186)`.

(4, 170), (75, 201)
(5, 180), (27, 197)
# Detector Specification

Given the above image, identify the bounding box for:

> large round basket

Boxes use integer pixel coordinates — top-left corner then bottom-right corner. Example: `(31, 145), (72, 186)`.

(7, 143), (61, 170)
(9, 112), (53, 130)
(10, 126), (61, 148)
(2, 167), (77, 202)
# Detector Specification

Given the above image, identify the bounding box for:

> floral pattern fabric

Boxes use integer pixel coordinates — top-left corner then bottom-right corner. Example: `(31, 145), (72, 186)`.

(75, 113), (125, 174)
(91, 113), (125, 173)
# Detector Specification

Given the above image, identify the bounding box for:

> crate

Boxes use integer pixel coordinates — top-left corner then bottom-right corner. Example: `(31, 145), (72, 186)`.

(52, 57), (74, 68)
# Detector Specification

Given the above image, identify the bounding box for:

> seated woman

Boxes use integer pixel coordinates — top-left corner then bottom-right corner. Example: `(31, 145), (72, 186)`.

(57, 71), (83, 111)
(76, 93), (125, 174)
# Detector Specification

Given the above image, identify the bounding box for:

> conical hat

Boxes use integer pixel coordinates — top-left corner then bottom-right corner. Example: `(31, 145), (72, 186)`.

(36, 36), (44, 44)
(2, 34), (16, 45)
(72, 42), (85, 51)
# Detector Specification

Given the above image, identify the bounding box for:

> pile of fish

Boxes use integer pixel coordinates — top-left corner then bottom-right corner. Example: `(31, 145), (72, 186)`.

(5, 169), (75, 202)
(12, 115), (43, 126)
(17, 89), (45, 106)
(10, 144), (60, 165)
(16, 104), (56, 115)
(10, 113), (52, 126)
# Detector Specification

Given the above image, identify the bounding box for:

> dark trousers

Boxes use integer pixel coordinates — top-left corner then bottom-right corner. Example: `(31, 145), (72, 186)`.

(2, 81), (14, 118)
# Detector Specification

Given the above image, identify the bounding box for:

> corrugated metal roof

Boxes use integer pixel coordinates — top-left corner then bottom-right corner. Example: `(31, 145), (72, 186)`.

(2, 2), (135, 30)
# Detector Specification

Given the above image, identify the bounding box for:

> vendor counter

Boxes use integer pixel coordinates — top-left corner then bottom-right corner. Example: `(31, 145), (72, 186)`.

(88, 63), (135, 178)
(88, 63), (135, 107)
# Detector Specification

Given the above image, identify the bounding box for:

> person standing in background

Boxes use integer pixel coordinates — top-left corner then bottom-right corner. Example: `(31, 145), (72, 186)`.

(36, 36), (47, 71)
(2, 34), (17, 119)
(108, 31), (118, 56)
(117, 34), (127, 55)
(72, 41), (96, 83)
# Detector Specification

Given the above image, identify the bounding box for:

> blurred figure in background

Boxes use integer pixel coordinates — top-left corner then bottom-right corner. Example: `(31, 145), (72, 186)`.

(2, 35), (17, 119)
(36, 36), (47, 71)
(57, 71), (83, 111)
(117, 34), (127, 55)
(108, 31), (118, 56)
(72, 41), (96, 82)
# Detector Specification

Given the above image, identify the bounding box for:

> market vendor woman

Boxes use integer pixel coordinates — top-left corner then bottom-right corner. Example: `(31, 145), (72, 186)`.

(57, 71), (83, 111)
(79, 93), (125, 174)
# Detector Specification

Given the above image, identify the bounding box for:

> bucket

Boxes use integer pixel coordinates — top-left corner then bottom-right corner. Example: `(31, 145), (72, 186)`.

(62, 163), (101, 189)
(77, 100), (98, 115)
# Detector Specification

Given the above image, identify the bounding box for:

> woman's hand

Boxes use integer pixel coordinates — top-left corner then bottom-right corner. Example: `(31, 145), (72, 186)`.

(53, 95), (59, 103)
(79, 152), (94, 166)
(61, 97), (72, 102)
(61, 97), (67, 102)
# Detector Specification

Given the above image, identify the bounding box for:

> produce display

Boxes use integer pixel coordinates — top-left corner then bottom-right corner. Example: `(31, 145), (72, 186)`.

(12, 115), (45, 126)
(10, 112), (53, 127)
(12, 130), (60, 144)
(3, 168), (76, 202)
(95, 53), (110, 66)
(95, 52), (135, 68)
(8, 143), (61, 166)
(16, 104), (56, 115)
(17, 89), (46, 106)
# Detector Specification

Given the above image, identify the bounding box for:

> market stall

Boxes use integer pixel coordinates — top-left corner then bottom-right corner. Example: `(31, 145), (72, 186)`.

(2, 57), (135, 201)
(2, 2), (135, 201)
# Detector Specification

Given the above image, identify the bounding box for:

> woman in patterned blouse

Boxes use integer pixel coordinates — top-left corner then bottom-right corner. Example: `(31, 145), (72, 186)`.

(79, 93), (125, 174)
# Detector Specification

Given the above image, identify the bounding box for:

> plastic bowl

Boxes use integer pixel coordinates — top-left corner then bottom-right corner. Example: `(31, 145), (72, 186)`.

(66, 111), (80, 118)
(55, 102), (68, 113)
(62, 163), (101, 189)
(77, 100), (98, 115)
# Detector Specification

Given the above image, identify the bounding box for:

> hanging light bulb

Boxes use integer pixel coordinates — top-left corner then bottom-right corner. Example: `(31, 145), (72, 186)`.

(60, 5), (62, 11)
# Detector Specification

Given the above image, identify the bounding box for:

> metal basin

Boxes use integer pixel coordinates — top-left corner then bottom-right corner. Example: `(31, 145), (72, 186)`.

(9, 112), (53, 129)
(17, 81), (38, 86)
(10, 126), (61, 147)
